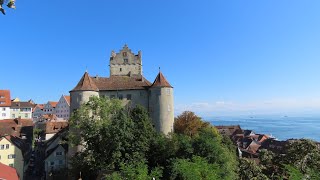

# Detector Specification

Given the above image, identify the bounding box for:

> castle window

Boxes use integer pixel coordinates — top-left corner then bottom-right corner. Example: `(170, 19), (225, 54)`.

(123, 52), (127, 57)
(166, 89), (170, 95)
(124, 59), (128, 63)
(126, 94), (132, 100)
(118, 94), (123, 100)
(120, 68), (122, 72)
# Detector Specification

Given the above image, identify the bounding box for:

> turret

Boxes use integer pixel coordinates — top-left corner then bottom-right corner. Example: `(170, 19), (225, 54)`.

(149, 71), (174, 135)
(69, 71), (99, 112)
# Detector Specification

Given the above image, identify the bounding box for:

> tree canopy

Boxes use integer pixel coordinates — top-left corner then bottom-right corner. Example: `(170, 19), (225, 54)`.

(0, 0), (15, 15)
(69, 98), (239, 179)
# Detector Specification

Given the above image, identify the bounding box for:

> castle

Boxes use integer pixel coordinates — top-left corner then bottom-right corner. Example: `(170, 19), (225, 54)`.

(70, 45), (174, 134)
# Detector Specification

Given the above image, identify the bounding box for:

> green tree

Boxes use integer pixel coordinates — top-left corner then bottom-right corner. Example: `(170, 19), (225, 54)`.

(239, 158), (269, 180)
(171, 156), (220, 180)
(284, 139), (320, 172)
(0, 0), (15, 15)
(69, 96), (157, 178)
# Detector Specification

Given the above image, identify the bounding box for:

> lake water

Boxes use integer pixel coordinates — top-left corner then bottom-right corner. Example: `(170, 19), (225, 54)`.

(208, 116), (320, 142)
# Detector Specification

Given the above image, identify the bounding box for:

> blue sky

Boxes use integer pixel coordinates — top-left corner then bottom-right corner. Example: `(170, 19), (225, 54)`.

(1, 0), (320, 116)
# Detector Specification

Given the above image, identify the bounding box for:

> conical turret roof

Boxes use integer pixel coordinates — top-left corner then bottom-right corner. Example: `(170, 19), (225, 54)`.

(151, 71), (173, 88)
(71, 72), (99, 92)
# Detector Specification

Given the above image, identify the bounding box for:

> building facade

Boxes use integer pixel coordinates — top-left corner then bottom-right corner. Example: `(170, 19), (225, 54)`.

(10, 101), (33, 119)
(70, 45), (174, 135)
(0, 90), (11, 120)
(55, 95), (70, 120)
(0, 136), (28, 180)
(43, 102), (58, 115)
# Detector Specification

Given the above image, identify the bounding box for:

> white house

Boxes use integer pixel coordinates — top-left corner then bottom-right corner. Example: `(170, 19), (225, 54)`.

(0, 90), (11, 120)
(55, 95), (70, 120)
(32, 104), (44, 122)
(43, 102), (58, 115)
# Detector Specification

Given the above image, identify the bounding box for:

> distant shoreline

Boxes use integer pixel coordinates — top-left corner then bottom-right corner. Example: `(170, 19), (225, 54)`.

(207, 116), (320, 142)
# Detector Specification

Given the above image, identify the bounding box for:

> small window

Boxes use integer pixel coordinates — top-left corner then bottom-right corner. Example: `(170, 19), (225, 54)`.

(166, 89), (170, 95)
(120, 68), (122, 72)
(59, 160), (63, 165)
(0, 102), (5, 104)
(6, 144), (9, 149)
(0, 96), (4, 98)
(12, 114), (15, 118)
(25, 114), (28, 118)
(124, 59), (128, 63)
(118, 94), (123, 100)
(123, 52), (127, 57)
(8, 154), (16, 159)
(2, 113), (5, 117)
(0, 155), (1, 159)
(56, 152), (63, 156)
(126, 94), (132, 100)
(50, 161), (54, 166)
(2, 108), (5, 111)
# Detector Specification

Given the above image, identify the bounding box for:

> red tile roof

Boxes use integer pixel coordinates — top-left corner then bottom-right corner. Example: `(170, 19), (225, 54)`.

(151, 72), (172, 88)
(71, 72), (99, 91)
(0, 118), (33, 137)
(49, 101), (58, 108)
(0, 90), (11, 107)
(10, 101), (33, 108)
(33, 104), (45, 112)
(64, 95), (70, 105)
(0, 162), (19, 180)
(92, 75), (151, 90)
(45, 121), (68, 134)
(71, 72), (152, 91)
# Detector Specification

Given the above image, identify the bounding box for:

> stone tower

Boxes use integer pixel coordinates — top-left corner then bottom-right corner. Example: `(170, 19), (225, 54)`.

(69, 71), (99, 155)
(109, 44), (142, 76)
(149, 71), (174, 135)
(70, 72), (99, 112)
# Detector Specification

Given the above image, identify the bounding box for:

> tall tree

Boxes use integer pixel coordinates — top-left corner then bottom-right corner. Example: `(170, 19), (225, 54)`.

(69, 97), (156, 178)
(0, 0), (15, 15)
(174, 111), (211, 137)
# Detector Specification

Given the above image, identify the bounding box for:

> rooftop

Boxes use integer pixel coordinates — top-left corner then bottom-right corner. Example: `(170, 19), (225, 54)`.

(0, 162), (19, 180)
(0, 90), (11, 107)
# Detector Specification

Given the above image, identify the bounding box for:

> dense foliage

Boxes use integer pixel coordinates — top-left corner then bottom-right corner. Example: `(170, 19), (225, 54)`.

(239, 139), (320, 179)
(69, 97), (239, 179)
(0, 0), (15, 15)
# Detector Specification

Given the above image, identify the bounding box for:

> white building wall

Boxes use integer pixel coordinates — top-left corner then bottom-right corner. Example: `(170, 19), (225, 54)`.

(43, 103), (55, 115)
(55, 96), (70, 120)
(10, 108), (32, 119)
(0, 107), (11, 120)
(32, 107), (43, 122)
